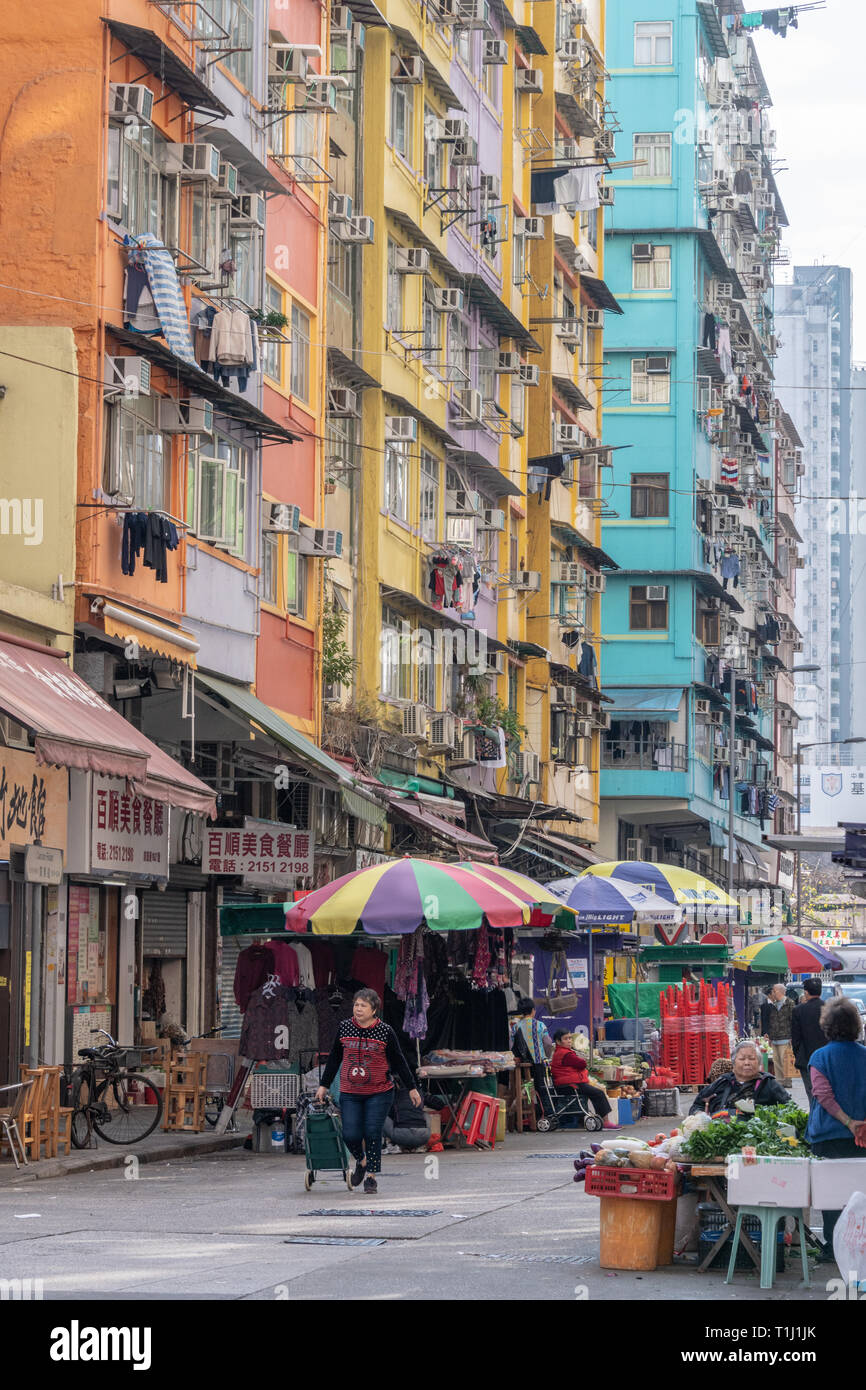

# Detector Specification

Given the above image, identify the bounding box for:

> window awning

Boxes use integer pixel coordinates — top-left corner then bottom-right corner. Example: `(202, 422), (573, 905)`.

(579, 276), (623, 315)
(0, 633), (215, 815)
(385, 792), (499, 861)
(102, 19), (231, 117)
(195, 672), (385, 826)
(551, 375), (592, 413)
(462, 275), (542, 354)
(98, 600), (199, 668)
(194, 125), (284, 197)
(606, 687), (684, 721)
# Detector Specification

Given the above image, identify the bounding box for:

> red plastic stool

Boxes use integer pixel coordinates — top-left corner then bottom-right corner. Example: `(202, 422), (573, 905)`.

(454, 1091), (499, 1148)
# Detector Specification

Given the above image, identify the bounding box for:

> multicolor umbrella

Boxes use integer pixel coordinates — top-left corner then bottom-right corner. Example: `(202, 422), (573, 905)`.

(580, 860), (738, 911)
(283, 857), (577, 937)
(730, 935), (844, 973)
(545, 874), (683, 926)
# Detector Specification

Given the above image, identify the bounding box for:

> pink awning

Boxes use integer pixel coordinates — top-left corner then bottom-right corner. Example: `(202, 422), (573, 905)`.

(385, 793), (499, 862)
(0, 636), (216, 816)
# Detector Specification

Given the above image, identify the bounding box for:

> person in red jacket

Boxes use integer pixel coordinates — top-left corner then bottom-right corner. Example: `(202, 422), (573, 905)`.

(551, 1031), (613, 1122)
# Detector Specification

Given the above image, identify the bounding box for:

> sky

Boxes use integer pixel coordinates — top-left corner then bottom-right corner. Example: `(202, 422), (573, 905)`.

(753, 0), (866, 359)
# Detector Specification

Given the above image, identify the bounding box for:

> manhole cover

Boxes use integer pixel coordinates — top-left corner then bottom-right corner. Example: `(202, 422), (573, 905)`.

(304, 1208), (442, 1218)
(283, 1237), (386, 1247)
(460, 1250), (594, 1266)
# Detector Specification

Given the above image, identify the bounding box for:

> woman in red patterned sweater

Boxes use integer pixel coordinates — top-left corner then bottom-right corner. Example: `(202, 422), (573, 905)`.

(317, 989), (421, 1195)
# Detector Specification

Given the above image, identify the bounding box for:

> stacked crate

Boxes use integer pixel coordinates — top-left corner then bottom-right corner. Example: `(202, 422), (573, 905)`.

(162, 1051), (207, 1132)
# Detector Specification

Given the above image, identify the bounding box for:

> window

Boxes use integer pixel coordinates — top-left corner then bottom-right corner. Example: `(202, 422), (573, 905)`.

(456, 29), (472, 66)
(106, 122), (177, 242)
(386, 240), (404, 330)
(261, 528), (279, 605)
(483, 56), (500, 105)
(328, 232), (353, 302)
(513, 230), (526, 286)
(384, 440), (410, 520)
(200, 0), (254, 90)
(510, 380), (525, 435)
(631, 358), (671, 405)
(230, 226), (263, 311)
(634, 21), (672, 65)
(390, 78), (415, 160)
(424, 105), (444, 189)
(419, 451), (440, 540)
(263, 281), (283, 383)
(697, 608), (720, 647)
(290, 304), (311, 401)
(478, 346), (497, 404)
(286, 550), (307, 618)
(381, 605), (411, 699)
(629, 585), (668, 630)
(448, 315), (471, 383)
(187, 433), (249, 558)
(422, 300), (441, 366)
(631, 472), (669, 517)
(417, 628), (435, 706)
(108, 397), (171, 511)
(189, 186), (230, 280)
(632, 243), (671, 290)
(633, 132), (672, 179)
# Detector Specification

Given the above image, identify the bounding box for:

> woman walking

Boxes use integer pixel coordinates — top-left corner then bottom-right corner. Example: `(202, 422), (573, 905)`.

(316, 988), (421, 1195)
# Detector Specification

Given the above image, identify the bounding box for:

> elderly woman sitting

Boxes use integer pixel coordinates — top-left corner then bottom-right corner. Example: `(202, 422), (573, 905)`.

(689, 1040), (790, 1116)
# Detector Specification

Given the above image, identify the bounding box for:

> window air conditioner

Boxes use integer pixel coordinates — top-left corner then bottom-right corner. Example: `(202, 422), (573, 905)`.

(557, 317), (583, 345)
(298, 526), (344, 558)
(446, 488), (481, 514)
(626, 837), (643, 860)
(109, 84), (154, 124)
(480, 508), (506, 531)
(575, 720), (593, 739)
(328, 192), (353, 222)
(511, 570), (541, 592)
(451, 137), (479, 166)
(327, 386), (358, 417)
(386, 415), (418, 441)
(305, 81), (338, 112)
(169, 143), (221, 184)
(343, 215), (375, 243)
(516, 69), (543, 95)
(105, 356), (151, 398)
(516, 216), (545, 239)
(586, 309), (603, 329)
(496, 352), (520, 373)
(215, 161), (238, 199)
(487, 651), (506, 676)
(157, 397), (214, 435)
(558, 38), (583, 61)
(428, 287), (464, 312)
(557, 424), (581, 447)
(572, 3), (588, 21)
(586, 572), (606, 593)
(518, 364), (540, 386)
(594, 131), (615, 156)
(555, 562), (582, 585)
(391, 54), (424, 83)
(646, 355), (670, 374)
(441, 118), (470, 142)
(483, 39), (508, 64)
(457, 0), (490, 28)
(269, 47), (310, 84)
(454, 388), (483, 422)
(231, 194), (266, 229)
(599, 185), (615, 206)
(395, 247), (430, 273)
(331, 7), (353, 32)
(402, 704), (429, 741)
(264, 503), (301, 534)
(646, 584), (668, 600)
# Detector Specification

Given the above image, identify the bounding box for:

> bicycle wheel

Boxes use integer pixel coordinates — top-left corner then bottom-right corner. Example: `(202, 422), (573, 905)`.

(91, 1072), (163, 1145)
(70, 1074), (93, 1150)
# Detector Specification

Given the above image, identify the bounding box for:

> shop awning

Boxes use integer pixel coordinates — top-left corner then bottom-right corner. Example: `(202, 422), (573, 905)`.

(99, 600), (199, 667)
(0, 634), (215, 815)
(528, 829), (604, 866)
(606, 687), (684, 721)
(386, 793), (499, 861)
(195, 672), (385, 826)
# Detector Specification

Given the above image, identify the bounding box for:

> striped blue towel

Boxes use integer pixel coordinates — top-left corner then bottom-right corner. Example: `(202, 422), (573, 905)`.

(126, 232), (199, 368)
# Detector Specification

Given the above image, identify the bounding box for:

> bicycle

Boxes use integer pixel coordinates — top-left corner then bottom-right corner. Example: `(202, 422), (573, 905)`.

(69, 1029), (163, 1149)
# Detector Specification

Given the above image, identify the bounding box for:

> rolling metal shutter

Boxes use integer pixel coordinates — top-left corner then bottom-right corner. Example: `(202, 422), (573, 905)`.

(141, 890), (188, 959)
(218, 890), (258, 1040)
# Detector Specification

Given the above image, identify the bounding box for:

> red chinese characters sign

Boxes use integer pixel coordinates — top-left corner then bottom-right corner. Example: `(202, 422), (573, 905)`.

(90, 776), (169, 877)
(206, 818), (314, 887)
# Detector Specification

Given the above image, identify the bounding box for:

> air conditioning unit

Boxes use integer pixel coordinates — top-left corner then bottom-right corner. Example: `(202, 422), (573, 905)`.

(428, 287), (464, 313)
(595, 709), (611, 731)
(572, 3), (588, 21)
(496, 351), (520, 374)
(454, 388), (483, 422)
(323, 682), (343, 704)
(264, 502), (301, 534)
(511, 570), (541, 592)
(599, 185), (615, 206)
(327, 386), (358, 417)
(646, 355), (670, 374)
(441, 118), (470, 142)
(395, 247), (430, 273)
(553, 685), (573, 706)
(518, 364), (540, 386)
(305, 81), (338, 112)
(435, 0), (459, 19)
(269, 46), (310, 83)
(299, 526), (344, 557)
(555, 562), (582, 585)
(453, 726), (478, 763)
(451, 137), (479, 166)
(169, 142), (221, 184)
(328, 192), (353, 222)
(558, 38), (583, 61)
(457, 0), (490, 27)
(559, 139), (579, 160)
(710, 710), (723, 726)
(105, 356), (151, 398)
(480, 173), (501, 202)
(557, 317), (583, 345)
(391, 53), (424, 83)
(428, 712), (457, 751)
(714, 491), (729, 508)
(231, 193), (266, 229)
(716, 280), (733, 299)
(402, 704), (429, 740)
(586, 572), (606, 593)
(483, 38), (508, 64)
(487, 651), (506, 676)
(157, 397), (214, 435)
(343, 215), (375, 243)
(625, 837), (643, 861)
(575, 720), (593, 739)
(557, 424), (581, 447)
(331, 6), (353, 32)
(586, 309), (603, 329)
(386, 415), (417, 441)
(594, 131), (615, 156)
(515, 751), (540, 783)
(215, 161), (238, 199)
(446, 488), (481, 514)
(516, 69), (543, 95)
(646, 584), (668, 600)
(516, 216), (545, 239)
(109, 83), (154, 123)
(696, 698), (711, 716)
(480, 508), (506, 532)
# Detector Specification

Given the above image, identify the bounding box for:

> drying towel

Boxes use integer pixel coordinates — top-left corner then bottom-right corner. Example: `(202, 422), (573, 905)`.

(124, 233), (198, 366)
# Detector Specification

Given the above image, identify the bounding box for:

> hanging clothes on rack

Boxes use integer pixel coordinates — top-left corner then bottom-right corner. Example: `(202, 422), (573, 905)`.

(210, 307), (255, 389)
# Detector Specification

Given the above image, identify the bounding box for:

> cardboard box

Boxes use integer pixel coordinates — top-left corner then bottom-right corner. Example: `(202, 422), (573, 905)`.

(810, 1159), (866, 1209)
(725, 1154), (810, 1208)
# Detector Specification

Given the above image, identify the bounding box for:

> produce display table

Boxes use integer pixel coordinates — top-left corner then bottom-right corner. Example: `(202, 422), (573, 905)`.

(685, 1163), (761, 1273)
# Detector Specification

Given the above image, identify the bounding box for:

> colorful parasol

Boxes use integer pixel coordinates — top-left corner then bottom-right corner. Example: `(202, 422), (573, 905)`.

(579, 860), (738, 911)
(545, 874), (684, 926)
(730, 935), (844, 973)
(283, 857), (577, 936)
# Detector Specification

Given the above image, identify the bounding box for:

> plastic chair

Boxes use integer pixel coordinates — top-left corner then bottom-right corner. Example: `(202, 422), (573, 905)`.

(0, 1081), (33, 1168)
(454, 1091), (499, 1148)
(725, 1205), (811, 1290)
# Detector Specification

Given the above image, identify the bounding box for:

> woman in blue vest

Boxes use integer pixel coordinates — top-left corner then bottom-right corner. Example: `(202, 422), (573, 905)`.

(806, 996), (866, 1253)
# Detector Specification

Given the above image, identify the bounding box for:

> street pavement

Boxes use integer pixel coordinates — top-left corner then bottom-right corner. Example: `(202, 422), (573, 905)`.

(0, 1091), (836, 1302)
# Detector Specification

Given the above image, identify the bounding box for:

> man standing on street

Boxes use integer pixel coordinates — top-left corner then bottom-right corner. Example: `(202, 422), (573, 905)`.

(791, 977), (827, 1104)
(765, 982), (795, 1088)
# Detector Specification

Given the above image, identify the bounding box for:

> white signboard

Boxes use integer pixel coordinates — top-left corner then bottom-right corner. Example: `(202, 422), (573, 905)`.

(802, 764), (866, 826)
(24, 844), (63, 885)
(567, 958), (589, 989)
(206, 817), (314, 887)
(91, 777), (169, 877)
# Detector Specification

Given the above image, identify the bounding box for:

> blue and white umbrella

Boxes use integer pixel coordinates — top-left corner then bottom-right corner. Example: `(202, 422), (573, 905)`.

(546, 874), (683, 927)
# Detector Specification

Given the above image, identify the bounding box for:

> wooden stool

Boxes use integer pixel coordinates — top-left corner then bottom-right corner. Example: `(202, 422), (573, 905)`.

(163, 1052), (207, 1132)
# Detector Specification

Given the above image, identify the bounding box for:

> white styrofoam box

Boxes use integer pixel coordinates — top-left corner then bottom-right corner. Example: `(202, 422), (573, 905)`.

(810, 1159), (866, 1210)
(725, 1154), (811, 1208)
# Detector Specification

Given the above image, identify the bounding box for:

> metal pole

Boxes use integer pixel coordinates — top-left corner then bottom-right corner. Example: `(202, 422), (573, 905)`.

(587, 926), (594, 1069)
(727, 667), (736, 908)
(796, 745), (802, 934)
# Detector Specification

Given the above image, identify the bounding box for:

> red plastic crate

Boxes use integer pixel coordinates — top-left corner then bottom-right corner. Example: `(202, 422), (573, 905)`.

(585, 1165), (676, 1201)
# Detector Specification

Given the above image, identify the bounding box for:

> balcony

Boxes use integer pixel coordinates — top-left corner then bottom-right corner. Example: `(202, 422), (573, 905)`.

(601, 739), (688, 772)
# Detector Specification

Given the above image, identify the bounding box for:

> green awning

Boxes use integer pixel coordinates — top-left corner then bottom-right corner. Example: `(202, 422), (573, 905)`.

(220, 903), (289, 937)
(196, 673), (386, 826)
(606, 687), (684, 721)
(375, 769), (456, 798)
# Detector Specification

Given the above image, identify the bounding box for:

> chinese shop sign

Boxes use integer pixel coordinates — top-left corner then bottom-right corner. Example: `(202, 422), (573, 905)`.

(205, 817), (314, 887)
(0, 749), (67, 860)
(91, 777), (169, 877)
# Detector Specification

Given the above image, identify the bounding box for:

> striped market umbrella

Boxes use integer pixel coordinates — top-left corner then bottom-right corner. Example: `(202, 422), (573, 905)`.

(730, 935), (844, 973)
(545, 874), (684, 926)
(579, 860), (738, 912)
(283, 857), (577, 937)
